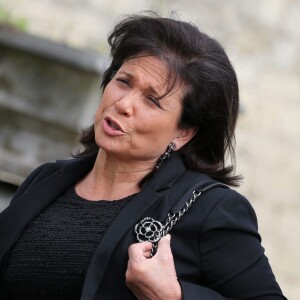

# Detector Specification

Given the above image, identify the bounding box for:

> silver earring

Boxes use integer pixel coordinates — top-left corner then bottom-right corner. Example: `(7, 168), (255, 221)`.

(156, 142), (176, 169)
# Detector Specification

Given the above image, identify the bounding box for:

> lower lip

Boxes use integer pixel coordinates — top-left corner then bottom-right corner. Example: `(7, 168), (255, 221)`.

(102, 119), (126, 136)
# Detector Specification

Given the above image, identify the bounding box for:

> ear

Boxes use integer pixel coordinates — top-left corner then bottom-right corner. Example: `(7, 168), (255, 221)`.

(173, 127), (198, 150)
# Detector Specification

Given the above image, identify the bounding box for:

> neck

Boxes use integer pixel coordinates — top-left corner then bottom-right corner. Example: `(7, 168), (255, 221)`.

(75, 150), (156, 201)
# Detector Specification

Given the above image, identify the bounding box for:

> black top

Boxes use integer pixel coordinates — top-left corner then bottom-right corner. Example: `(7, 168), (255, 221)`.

(4, 187), (133, 300)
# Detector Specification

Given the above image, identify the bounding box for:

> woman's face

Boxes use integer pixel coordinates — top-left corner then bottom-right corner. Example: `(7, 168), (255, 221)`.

(94, 56), (194, 164)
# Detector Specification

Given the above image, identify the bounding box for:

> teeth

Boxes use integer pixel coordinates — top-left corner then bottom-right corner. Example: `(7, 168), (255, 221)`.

(109, 120), (120, 130)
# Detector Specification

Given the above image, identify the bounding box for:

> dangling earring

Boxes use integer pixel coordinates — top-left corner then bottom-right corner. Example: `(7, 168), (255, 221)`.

(156, 142), (176, 169)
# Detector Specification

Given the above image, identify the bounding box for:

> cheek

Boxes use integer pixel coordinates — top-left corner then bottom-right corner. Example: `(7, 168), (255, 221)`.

(138, 117), (178, 141)
(94, 104), (103, 124)
(134, 112), (161, 134)
(94, 90), (112, 121)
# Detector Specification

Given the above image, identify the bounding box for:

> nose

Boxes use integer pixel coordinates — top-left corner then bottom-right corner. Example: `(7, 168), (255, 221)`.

(115, 92), (136, 116)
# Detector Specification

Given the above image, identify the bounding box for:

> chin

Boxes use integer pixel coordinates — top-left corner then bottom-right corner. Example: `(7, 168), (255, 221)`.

(96, 140), (124, 156)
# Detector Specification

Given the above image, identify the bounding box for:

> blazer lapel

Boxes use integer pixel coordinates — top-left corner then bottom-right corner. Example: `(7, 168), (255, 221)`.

(81, 154), (189, 300)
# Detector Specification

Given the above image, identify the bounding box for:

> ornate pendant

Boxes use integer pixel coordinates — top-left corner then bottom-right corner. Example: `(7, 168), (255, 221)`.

(134, 217), (164, 243)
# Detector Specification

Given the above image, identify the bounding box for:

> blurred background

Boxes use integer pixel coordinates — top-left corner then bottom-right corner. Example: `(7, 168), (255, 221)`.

(0, 0), (299, 298)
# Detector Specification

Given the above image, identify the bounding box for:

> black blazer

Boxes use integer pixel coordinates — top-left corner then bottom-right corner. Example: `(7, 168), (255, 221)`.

(0, 153), (286, 299)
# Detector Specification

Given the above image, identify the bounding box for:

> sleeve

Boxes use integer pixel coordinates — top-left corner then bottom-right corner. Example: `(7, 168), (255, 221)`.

(180, 191), (287, 300)
(0, 162), (53, 296)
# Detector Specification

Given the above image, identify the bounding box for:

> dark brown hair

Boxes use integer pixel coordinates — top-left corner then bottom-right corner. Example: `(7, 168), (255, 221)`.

(76, 13), (242, 186)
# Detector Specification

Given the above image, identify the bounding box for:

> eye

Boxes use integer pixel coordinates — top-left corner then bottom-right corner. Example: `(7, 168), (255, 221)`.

(116, 78), (130, 86)
(148, 96), (162, 109)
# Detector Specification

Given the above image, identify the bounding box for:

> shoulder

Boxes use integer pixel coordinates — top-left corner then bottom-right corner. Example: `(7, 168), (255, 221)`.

(10, 154), (97, 205)
(174, 169), (259, 235)
(10, 158), (75, 204)
(198, 186), (259, 236)
(171, 164), (258, 229)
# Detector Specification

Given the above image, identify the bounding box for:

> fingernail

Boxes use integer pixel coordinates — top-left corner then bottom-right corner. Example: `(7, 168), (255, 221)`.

(166, 234), (171, 241)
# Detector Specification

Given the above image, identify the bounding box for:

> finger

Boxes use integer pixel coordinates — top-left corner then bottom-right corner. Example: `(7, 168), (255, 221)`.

(156, 234), (172, 256)
(159, 234), (171, 247)
(143, 250), (152, 259)
(128, 241), (153, 258)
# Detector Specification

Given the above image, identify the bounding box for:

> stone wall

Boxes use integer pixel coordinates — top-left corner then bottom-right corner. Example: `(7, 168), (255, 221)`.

(0, 27), (105, 184)
(0, 0), (299, 298)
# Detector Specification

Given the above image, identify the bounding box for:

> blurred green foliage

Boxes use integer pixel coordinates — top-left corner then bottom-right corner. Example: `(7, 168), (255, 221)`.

(0, 3), (28, 31)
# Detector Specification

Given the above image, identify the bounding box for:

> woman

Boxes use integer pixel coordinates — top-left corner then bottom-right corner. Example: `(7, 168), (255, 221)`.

(0, 14), (286, 299)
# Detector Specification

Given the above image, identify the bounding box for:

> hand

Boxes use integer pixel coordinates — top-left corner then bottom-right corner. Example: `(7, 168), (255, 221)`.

(126, 235), (182, 300)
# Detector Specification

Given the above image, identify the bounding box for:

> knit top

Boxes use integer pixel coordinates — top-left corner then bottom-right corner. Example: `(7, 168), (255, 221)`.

(3, 186), (133, 300)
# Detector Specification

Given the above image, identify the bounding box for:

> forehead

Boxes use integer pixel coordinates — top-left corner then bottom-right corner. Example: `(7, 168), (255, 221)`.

(121, 56), (167, 82)
(118, 56), (183, 95)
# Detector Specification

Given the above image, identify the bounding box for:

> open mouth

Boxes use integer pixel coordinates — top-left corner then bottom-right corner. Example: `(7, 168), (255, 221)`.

(105, 117), (124, 132)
